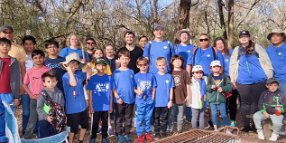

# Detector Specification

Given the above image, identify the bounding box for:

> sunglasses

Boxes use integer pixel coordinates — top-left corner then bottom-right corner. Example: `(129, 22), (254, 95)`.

(138, 63), (148, 67)
(212, 66), (221, 68)
(87, 42), (95, 45)
(199, 38), (209, 42)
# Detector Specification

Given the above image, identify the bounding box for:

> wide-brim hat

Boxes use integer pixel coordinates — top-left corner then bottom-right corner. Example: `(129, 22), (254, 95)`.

(60, 52), (85, 70)
(175, 29), (192, 40)
(267, 28), (285, 40)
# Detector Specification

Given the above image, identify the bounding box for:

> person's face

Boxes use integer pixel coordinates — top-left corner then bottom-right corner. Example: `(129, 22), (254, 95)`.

(124, 33), (135, 45)
(173, 59), (183, 68)
(45, 44), (59, 56)
(156, 61), (166, 73)
(69, 35), (79, 47)
(180, 33), (190, 43)
(93, 50), (103, 58)
(137, 61), (149, 72)
(271, 34), (284, 45)
(68, 60), (80, 72)
(0, 43), (11, 54)
(239, 35), (250, 45)
(119, 56), (130, 67)
(23, 40), (36, 53)
(105, 45), (115, 57)
(267, 83), (279, 92)
(0, 29), (14, 40)
(139, 37), (148, 48)
(96, 63), (106, 73)
(32, 55), (45, 66)
(215, 40), (225, 52)
(43, 77), (58, 90)
(86, 40), (96, 49)
(153, 29), (164, 39)
(211, 66), (221, 73)
(199, 35), (209, 48)
(193, 71), (203, 79)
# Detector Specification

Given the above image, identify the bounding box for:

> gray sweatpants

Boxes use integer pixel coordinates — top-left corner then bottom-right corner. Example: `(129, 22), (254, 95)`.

(253, 111), (283, 134)
(191, 108), (204, 129)
(23, 99), (38, 139)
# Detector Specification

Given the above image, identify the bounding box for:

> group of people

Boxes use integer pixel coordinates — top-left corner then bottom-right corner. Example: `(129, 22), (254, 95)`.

(0, 23), (286, 143)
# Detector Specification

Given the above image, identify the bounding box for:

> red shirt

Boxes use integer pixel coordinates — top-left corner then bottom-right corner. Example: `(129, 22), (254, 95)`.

(0, 58), (11, 93)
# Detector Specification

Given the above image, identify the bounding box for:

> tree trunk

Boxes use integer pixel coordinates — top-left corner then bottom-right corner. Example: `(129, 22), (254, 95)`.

(178, 0), (191, 29)
(217, 0), (227, 39)
(227, 0), (234, 48)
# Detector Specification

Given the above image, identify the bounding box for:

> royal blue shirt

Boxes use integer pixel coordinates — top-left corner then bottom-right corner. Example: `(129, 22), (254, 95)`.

(134, 72), (156, 104)
(222, 49), (233, 76)
(143, 40), (175, 73)
(237, 54), (267, 84)
(62, 70), (87, 114)
(154, 73), (175, 107)
(112, 69), (135, 104)
(266, 43), (286, 83)
(86, 74), (112, 111)
(187, 46), (224, 76)
(59, 47), (89, 62)
(175, 44), (195, 68)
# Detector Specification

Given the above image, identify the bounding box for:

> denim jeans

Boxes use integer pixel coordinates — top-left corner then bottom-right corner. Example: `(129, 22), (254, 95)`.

(0, 93), (14, 142)
(210, 103), (228, 126)
(38, 120), (56, 138)
(185, 106), (192, 122)
(23, 99), (38, 139)
(21, 94), (30, 131)
(253, 111), (284, 134)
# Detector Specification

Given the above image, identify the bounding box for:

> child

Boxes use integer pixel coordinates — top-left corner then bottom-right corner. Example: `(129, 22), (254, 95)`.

(169, 55), (191, 133)
(87, 58), (113, 143)
(134, 57), (156, 143)
(37, 70), (65, 138)
(253, 78), (286, 141)
(0, 38), (21, 142)
(112, 49), (135, 143)
(186, 65), (207, 129)
(154, 57), (175, 139)
(61, 53), (89, 143)
(23, 49), (50, 139)
(206, 60), (232, 131)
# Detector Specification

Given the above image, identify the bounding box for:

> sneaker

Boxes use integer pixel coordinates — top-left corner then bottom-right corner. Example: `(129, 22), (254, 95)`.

(154, 133), (161, 140)
(145, 132), (154, 142)
(124, 134), (132, 143)
(89, 138), (96, 143)
(117, 135), (125, 143)
(137, 135), (144, 143)
(257, 130), (265, 140)
(101, 138), (109, 143)
(269, 133), (279, 141)
(240, 126), (250, 132)
(97, 126), (102, 134)
(108, 128), (115, 137)
(230, 121), (236, 127)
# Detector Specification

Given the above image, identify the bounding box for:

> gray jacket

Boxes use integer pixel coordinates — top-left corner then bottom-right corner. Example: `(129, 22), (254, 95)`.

(0, 57), (21, 99)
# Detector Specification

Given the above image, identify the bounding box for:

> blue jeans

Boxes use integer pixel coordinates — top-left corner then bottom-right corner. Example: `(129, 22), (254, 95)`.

(0, 93), (14, 142)
(38, 120), (56, 138)
(21, 94), (30, 131)
(210, 103), (228, 126)
(185, 106), (192, 122)
(136, 101), (154, 135)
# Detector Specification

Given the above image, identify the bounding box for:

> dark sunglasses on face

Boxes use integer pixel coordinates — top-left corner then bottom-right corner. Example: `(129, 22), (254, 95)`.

(212, 66), (221, 68)
(87, 42), (95, 45)
(138, 63), (148, 67)
(199, 38), (209, 42)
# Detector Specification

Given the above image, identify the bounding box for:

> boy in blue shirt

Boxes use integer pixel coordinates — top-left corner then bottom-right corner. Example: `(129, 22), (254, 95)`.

(134, 57), (156, 143)
(87, 58), (113, 143)
(154, 57), (175, 139)
(112, 49), (135, 143)
(61, 53), (89, 143)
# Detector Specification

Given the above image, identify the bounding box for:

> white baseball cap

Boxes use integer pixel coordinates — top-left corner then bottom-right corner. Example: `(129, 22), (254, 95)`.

(192, 65), (204, 72)
(210, 60), (221, 67)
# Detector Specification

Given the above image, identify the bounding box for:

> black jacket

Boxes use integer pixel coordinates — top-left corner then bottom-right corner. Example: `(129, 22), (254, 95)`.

(258, 90), (286, 114)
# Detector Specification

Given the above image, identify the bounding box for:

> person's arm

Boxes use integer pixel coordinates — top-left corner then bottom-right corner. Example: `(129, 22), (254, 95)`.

(221, 77), (232, 93)
(185, 71), (191, 101)
(186, 65), (192, 76)
(113, 89), (123, 104)
(168, 88), (174, 109)
(63, 64), (77, 86)
(22, 72), (35, 99)
(88, 90), (94, 113)
(36, 93), (47, 121)
(152, 87), (156, 100)
(109, 90), (113, 113)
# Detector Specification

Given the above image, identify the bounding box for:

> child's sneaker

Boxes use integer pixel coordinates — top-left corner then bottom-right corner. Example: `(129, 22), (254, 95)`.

(107, 128), (115, 137)
(230, 121), (236, 127)
(145, 132), (154, 142)
(137, 135), (145, 143)
(269, 133), (279, 141)
(101, 138), (109, 143)
(124, 134), (132, 143)
(117, 135), (125, 143)
(154, 133), (161, 140)
(257, 130), (265, 140)
(97, 126), (102, 134)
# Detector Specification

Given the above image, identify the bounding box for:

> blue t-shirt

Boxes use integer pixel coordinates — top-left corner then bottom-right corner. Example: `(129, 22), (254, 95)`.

(175, 44), (195, 68)
(187, 46), (224, 76)
(222, 49), (233, 76)
(112, 69), (135, 104)
(143, 40), (175, 73)
(134, 72), (156, 104)
(62, 70), (87, 114)
(154, 73), (175, 107)
(266, 43), (286, 83)
(237, 54), (267, 84)
(45, 57), (66, 93)
(86, 74), (112, 111)
(59, 47), (89, 62)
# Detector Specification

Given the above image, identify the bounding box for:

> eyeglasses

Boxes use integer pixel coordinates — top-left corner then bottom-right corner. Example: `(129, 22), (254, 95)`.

(138, 63), (148, 67)
(3, 31), (13, 34)
(199, 38), (209, 42)
(87, 42), (95, 45)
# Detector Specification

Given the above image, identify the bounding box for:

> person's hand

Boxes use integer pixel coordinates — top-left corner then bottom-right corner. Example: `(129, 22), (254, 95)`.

(232, 82), (237, 89)
(63, 63), (72, 71)
(20, 86), (25, 95)
(136, 89), (144, 96)
(115, 59), (121, 68)
(47, 116), (54, 123)
(117, 98), (123, 104)
(217, 87), (223, 93)
(211, 85), (217, 90)
(86, 66), (92, 79)
(109, 108), (113, 114)
(167, 101), (173, 109)
(81, 58), (86, 63)
(89, 106), (94, 114)
(13, 99), (20, 107)
(263, 112), (270, 118)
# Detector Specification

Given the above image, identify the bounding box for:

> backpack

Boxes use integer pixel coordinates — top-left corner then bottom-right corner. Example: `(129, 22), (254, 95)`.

(207, 74), (232, 98)
(41, 90), (66, 133)
(148, 41), (172, 60)
(192, 47), (217, 65)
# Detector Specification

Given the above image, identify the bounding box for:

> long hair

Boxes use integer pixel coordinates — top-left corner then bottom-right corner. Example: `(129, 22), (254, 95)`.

(66, 33), (80, 47)
(170, 55), (184, 73)
(213, 37), (230, 56)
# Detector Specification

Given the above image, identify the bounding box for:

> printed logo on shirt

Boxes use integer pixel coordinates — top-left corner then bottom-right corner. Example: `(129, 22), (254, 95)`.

(138, 80), (151, 90)
(173, 75), (181, 86)
(46, 63), (61, 69)
(206, 54), (211, 57)
(225, 59), (229, 62)
(130, 75), (134, 78)
(278, 52), (282, 56)
(164, 46), (168, 49)
(166, 79), (170, 84)
(187, 50), (191, 53)
(95, 83), (110, 93)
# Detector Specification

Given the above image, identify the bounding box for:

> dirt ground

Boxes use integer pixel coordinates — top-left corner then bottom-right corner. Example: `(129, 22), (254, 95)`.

(15, 106), (286, 143)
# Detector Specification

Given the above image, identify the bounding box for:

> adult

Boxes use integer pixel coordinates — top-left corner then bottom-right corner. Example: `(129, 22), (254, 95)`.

(59, 34), (88, 62)
(175, 29), (195, 69)
(118, 30), (143, 73)
(229, 30), (273, 132)
(213, 37), (238, 127)
(143, 24), (175, 74)
(85, 37), (96, 62)
(138, 35), (148, 50)
(186, 33), (224, 76)
(105, 44), (116, 73)
(266, 29), (286, 94)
